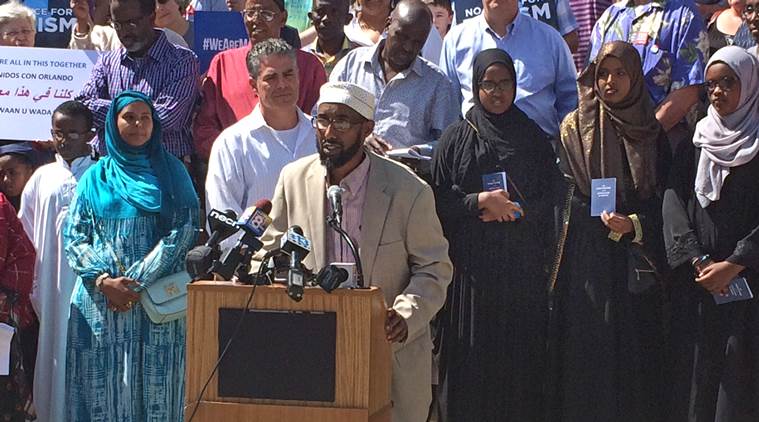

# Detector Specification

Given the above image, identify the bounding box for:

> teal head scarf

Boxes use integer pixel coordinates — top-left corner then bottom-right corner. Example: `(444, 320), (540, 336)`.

(80, 91), (198, 224)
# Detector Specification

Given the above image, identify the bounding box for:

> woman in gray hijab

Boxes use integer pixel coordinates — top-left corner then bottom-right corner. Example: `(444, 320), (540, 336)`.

(663, 45), (759, 422)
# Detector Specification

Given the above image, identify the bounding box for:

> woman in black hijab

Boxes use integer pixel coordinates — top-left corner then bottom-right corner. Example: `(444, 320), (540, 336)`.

(431, 48), (565, 422)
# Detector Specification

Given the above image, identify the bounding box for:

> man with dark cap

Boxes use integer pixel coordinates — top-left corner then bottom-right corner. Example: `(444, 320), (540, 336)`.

(330, 0), (458, 157)
(193, 0), (328, 161)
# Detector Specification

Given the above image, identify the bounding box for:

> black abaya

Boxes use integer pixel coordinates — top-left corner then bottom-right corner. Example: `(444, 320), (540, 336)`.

(432, 111), (564, 422)
(663, 141), (759, 422)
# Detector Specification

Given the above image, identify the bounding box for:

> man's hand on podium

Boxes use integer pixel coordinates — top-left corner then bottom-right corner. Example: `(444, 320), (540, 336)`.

(385, 308), (408, 343)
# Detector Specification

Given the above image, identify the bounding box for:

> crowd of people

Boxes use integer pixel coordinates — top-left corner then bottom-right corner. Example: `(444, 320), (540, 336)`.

(0, 0), (758, 419)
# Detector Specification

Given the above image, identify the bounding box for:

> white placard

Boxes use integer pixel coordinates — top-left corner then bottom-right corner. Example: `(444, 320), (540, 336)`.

(0, 322), (15, 376)
(0, 46), (99, 141)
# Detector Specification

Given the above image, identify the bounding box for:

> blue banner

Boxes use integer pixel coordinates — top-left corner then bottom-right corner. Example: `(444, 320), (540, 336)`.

(18, 0), (76, 48)
(193, 11), (249, 74)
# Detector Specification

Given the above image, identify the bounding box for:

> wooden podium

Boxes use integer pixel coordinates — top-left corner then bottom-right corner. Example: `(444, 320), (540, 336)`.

(185, 281), (392, 422)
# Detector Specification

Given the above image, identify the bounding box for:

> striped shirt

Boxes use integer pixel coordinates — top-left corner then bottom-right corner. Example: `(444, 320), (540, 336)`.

(77, 30), (199, 158)
(569, 0), (612, 71)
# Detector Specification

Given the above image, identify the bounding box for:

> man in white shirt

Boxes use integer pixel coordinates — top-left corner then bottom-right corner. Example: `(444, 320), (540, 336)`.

(205, 38), (317, 220)
(17, 101), (97, 422)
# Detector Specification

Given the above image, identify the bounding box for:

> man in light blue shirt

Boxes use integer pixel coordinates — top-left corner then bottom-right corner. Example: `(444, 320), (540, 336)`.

(440, 0), (577, 139)
(331, 0), (459, 152)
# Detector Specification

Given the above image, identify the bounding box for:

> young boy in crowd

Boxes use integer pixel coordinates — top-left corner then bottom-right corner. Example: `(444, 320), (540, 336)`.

(17, 100), (97, 422)
(423, 0), (453, 38)
(0, 143), (41, 211)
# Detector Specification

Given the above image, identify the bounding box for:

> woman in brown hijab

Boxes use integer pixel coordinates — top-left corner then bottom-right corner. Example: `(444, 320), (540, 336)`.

(547, 41), (670, 422)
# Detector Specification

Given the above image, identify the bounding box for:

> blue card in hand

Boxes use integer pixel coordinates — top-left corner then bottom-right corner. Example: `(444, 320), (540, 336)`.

(591, 178), (616, 217)
(713, 277), (754, 305)
(482, 171), (508, 192)
(590, 177), (617, 217)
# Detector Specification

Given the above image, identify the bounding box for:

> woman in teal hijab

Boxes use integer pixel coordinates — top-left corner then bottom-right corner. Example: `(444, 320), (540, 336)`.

(63, 91), (199, 421)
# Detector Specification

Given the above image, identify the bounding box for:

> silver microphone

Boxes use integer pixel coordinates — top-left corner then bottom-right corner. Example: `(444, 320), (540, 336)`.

(327, 185), (344, 225)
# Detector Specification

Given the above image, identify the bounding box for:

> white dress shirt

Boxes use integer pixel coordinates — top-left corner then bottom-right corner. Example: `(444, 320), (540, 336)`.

(205, 105), (317, 220)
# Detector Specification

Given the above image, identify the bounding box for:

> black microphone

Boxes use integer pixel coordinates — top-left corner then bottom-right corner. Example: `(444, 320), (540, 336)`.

(205, 209), (239, 247)
(213, 199), (273, 282)
(185, 209), (239, 281)
(327, 185), (343, 226)
(314, 265), (348, 293)
(280, 225), (311, 301)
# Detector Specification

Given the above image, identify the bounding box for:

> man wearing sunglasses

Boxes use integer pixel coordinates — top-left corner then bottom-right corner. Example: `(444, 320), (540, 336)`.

(193, 0), (327, 161)
(76, 0), (199, 162)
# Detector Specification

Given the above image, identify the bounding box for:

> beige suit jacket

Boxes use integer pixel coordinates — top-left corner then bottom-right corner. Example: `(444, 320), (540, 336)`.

(256, 151), (452, 422)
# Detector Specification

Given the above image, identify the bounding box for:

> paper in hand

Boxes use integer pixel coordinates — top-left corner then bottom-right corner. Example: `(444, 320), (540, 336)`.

(591, 178), (616, 217)
(0, 323), (15, 376)
(482, 171), (508, 192)
(713, 277), (754, 305)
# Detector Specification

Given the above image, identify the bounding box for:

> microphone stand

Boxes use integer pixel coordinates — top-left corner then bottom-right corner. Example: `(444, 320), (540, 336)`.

(326, 215), (366, 288)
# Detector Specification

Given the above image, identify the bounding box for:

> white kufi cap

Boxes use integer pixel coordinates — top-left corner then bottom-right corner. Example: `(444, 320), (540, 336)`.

(317, 82), (376, 121)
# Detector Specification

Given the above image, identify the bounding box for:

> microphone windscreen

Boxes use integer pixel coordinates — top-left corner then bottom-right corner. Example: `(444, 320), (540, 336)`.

(254, 198), (273, 214)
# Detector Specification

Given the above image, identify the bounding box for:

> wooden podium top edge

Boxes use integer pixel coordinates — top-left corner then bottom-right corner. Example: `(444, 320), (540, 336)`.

(188, 281), (383, 297)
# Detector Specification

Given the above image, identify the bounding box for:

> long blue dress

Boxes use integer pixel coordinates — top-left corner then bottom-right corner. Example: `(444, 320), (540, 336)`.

(63, 194), (198, 421)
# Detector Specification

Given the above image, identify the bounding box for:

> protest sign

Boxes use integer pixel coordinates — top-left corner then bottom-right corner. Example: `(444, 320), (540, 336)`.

(452, 0), (558, 28)
(0, 46), (98, 141)
(193, 11), (248, 74)
(23, 0), (77, 48)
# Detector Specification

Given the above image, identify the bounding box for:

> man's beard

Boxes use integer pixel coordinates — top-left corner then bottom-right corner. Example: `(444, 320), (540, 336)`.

(318, 137), (363, 170)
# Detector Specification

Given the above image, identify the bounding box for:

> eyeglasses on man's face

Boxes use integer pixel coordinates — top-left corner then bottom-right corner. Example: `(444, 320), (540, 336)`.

(241, 8), (277, 22)
(312, 116), (363, 132)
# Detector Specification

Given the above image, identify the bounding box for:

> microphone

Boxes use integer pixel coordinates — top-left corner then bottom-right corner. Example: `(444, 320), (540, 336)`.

(314, 265), (348, 293)
(185, 209), (238, 281)
(236, 199), (273, 237)
(213, 199), (273, 282)
(206, 209), (239, 247)
(280, 225), (311, 301)
(327, 185), (343, 226)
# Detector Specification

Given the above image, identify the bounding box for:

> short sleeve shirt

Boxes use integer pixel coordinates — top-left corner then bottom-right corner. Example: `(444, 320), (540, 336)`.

(589, 0), (707, 105)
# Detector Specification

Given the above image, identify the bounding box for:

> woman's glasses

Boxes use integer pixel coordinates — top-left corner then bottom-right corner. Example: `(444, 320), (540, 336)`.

(704, 76), (738, 93)
(479, 79), (513, 94)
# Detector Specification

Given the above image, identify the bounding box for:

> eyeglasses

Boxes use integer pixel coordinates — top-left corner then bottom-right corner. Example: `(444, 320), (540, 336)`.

(704, 76), (738, 93)
(241, 8), (277, 22)
(51, 130), (92, 141)
(1, 28), (34, 39)
(479, 79), (513, 94)
(312, 116), (362, 132)
(742, 4), (758, 18)
(110, 16), (147, 31)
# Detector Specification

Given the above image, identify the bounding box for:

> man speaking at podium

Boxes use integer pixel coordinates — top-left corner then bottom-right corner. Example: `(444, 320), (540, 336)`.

(255, 81), (453, 422)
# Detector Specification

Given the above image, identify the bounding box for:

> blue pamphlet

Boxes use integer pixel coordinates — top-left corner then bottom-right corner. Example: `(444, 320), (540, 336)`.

(482, 171), (508, 192)
(713, 277), (754, 305)
(591, 178), (616, 217)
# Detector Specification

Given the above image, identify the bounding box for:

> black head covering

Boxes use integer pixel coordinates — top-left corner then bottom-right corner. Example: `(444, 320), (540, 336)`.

(467, 48), (547, 162)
